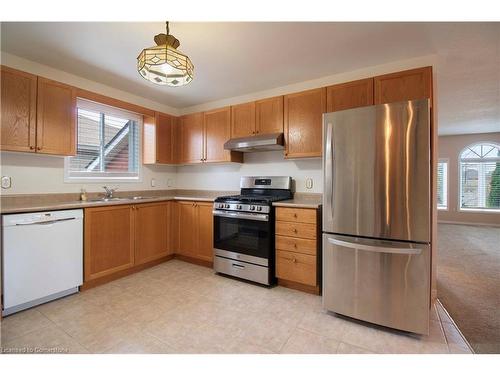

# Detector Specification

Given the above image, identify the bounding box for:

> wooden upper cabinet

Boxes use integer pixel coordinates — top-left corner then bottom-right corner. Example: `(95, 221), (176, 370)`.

(374, 67), (432, 105)
(231, 101), (256, 138)
(134, 202), (170, 265)
(1, 66), (37, 152)
(180, 112), (204, 164)
(255, 96), (284, 135)
(196, 202), (214, 262)
(326, 78), (374, 112)
(143, 112), (175, 164)
(204, 107), (242, 163)
(284, 88), (326, 158)
(36, 77), (76, 155)
(84, 205), (135, 281)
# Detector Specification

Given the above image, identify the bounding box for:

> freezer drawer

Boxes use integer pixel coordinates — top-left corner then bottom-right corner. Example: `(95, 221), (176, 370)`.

(322, 234), (430, 334)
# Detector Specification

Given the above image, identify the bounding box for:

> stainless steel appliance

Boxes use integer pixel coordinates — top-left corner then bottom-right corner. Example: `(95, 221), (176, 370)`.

(322, 99), (431, 335)
(224, 133), (284, 152)
(213, 176), (293, 285)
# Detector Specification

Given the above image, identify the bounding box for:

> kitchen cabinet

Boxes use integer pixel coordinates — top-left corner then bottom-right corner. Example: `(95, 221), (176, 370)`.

(284, 88), (326, 159)
(275, 207), (320, 294)
(231, 101), (256, 138)
(374, 66), (432, 105)
(179, 112), (204, 164)
(204, 107), (243, 163)
(1, 66), (37, 152)
(1, 66), (76, 155)
(84, 205), (135, 281)
(143, 112), (177, 164)
(134, 202), (171, 265)
(36, 77), (76, 156)
(176, 201), (214, 264)
(255, 95), (284, 135)
(326, 78), (374, 112)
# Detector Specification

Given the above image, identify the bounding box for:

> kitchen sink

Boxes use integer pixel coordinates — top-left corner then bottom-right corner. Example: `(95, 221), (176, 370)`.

(87, 197), (128, 202)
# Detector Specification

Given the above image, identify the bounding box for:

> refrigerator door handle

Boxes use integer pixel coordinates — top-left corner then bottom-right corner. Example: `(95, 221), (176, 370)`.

(325, 121), (334, 225)
(327, 237), (422, 255)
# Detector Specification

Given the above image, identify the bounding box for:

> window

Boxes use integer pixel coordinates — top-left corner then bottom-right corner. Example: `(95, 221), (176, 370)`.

(437, 159), (448, 210)
(459, 142), (500, 211)
(65, 99), (141, 181)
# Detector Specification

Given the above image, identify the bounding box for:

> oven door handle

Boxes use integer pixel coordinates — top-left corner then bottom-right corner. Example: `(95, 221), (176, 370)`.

(212, 210), (269, 222)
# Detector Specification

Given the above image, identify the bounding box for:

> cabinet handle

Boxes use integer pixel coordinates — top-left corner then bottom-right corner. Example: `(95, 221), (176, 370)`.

(293, 243), (297, 248)
(36, 146), (42, 151)
(200, 158), (204, 162)
(293, 213), (298, 218)
(29, 146), (35, 150)
(293, 228), (298, 233)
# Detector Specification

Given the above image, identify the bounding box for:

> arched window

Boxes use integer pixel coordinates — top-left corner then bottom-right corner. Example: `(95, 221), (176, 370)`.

(459, 142), (500, 210)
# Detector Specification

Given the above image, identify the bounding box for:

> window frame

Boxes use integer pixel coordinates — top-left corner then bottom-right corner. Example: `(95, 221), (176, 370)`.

(437, 158), (449, 211)
(64, 98), (143, 183)
(458, 141), (500, 213)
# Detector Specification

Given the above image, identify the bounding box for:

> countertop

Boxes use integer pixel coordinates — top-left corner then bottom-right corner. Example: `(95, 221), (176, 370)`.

(1, 190), (322, 214)
(272, 193), (322, 209)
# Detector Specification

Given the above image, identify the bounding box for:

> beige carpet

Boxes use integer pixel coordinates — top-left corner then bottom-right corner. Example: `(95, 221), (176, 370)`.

(437, 223), (500, 353)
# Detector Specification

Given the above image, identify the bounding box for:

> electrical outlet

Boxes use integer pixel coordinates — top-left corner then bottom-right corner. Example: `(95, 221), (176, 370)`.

(306, 178), (313, 189)
(1, 176), (12, 189)
(151, 178), (156, 187)
(167, 178), (174, 188)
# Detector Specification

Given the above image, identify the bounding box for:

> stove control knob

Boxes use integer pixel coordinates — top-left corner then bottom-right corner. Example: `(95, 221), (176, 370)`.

(250, 206), (255, 211)
(257, 206), (262, 212)
(236, 205), (242, 210)
(225, 204), (230, 209)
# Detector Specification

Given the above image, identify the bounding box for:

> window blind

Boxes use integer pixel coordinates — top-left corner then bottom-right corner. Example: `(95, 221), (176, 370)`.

(65, 99), (141, 181)
(437, 161), (448, 210)
(460, 143), (500, 210)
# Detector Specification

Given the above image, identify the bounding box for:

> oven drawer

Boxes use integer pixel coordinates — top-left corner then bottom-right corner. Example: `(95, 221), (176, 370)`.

(276, 250), (317, 286)
(214, 256), (270, 285)
(276, 235), (317, 256)
(276, 207), (317, 224)
(276, 221), (317, 239)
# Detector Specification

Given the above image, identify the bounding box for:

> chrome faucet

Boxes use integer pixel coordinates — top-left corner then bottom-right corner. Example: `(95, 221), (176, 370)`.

(102, 186), (117, 199)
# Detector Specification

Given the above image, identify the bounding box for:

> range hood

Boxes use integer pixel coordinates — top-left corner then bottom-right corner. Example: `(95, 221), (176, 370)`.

(224, 133), (284, 152)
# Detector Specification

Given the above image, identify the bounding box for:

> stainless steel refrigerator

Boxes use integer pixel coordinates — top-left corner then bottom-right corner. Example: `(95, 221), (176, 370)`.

(322, 99), (431, 335)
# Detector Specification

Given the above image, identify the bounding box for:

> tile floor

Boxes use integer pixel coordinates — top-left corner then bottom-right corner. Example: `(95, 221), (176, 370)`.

(0, 260), (473, 354)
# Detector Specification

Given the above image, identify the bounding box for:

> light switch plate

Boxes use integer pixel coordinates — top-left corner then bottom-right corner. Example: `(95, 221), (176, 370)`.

(306, 178), (313, 190)
(151, 178), (156, 187)
(1, 176), (12, 189)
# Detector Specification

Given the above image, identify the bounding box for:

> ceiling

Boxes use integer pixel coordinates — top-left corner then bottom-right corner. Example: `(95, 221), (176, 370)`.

(1, 22), (499, 135)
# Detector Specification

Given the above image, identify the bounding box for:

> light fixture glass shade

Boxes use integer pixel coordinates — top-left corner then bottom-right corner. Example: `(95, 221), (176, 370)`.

(137, 37), (194, 86)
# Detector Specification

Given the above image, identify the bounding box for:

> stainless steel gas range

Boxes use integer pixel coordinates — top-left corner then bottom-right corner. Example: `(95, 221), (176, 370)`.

(212, 176), (293, 285)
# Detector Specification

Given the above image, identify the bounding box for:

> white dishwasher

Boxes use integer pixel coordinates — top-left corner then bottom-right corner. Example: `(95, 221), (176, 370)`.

(2, 209), (83, 316)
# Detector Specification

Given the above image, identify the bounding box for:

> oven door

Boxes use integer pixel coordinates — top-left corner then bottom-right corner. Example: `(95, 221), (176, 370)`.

(213, 210), (272, 262)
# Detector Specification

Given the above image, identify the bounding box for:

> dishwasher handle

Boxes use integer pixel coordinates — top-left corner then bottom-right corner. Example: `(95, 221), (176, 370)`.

(15, 217), (77, 226)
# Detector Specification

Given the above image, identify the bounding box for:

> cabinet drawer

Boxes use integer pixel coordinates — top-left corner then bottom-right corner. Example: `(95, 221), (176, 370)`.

(276, 221), (316, 239)
(276, 235), (316, 256)
(276, 207), (316, 224)
(276, 250), (316, 286)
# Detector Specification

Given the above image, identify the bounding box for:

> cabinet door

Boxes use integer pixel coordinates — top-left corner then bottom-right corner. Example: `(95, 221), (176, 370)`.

(1, 66), (37, 152)
(172, 116), (181, 164)
(84, 205), (135, 281)
(256, 96), (283, 135)
(231, 101), (255, 138)
(326, 78), (374, 112)
(196, 202), (214, 262)
(156, 112), (174, 164)
(204, 107), (231, 163)
(180, 112), (204, 164)
(374, 67), (432, 105)
(36, 77), (76, 155)
(134, 202), (170, 265)
(177, 201), (198, 257)
(284, 88), (326, 158)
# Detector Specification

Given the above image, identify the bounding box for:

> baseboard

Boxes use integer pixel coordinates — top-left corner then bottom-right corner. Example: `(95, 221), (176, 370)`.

(81, 254), (175, 290)
(278, 279), (320, 295)
(438, 220), (500, 228)
(174, 254), (213, 268)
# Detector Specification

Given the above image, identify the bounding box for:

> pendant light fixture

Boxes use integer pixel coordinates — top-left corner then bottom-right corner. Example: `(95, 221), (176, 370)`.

(137, 21), (194, 86)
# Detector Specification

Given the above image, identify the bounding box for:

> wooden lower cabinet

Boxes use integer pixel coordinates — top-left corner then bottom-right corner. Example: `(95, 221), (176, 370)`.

(84, 201), (171, 285)
(84, 205), (135, 281)
(134, 202), (171, 265)
(275, 207), (321, 294)
(175, 201), (214, 264)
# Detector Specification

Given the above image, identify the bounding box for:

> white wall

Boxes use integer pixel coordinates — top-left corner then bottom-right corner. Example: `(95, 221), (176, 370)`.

(176, 151), (322, 193)
(0, 152), (176, 195)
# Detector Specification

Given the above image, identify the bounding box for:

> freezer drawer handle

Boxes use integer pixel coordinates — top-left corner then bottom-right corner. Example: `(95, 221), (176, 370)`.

(15, 217), (77, 226)
(327, 238), (422, 255)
